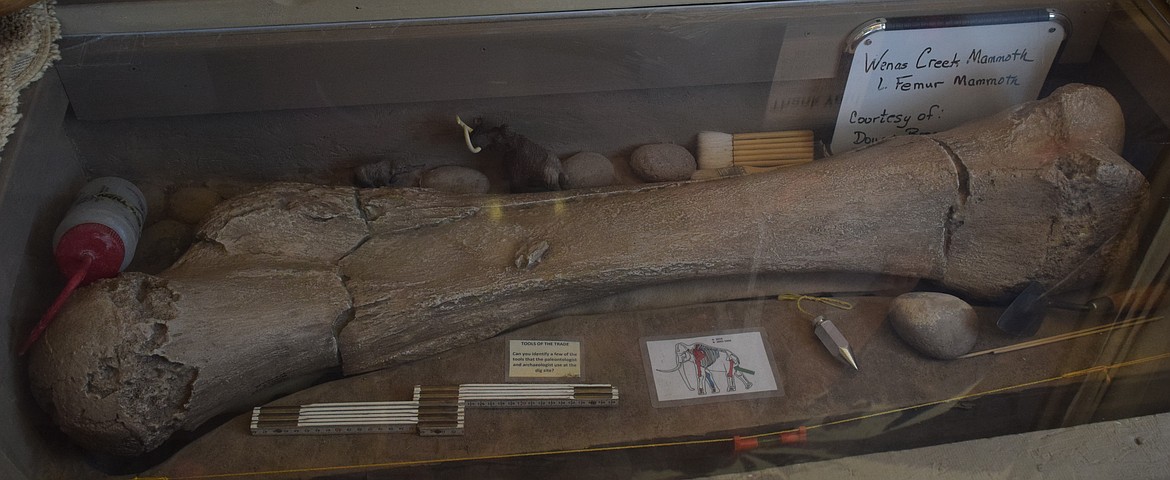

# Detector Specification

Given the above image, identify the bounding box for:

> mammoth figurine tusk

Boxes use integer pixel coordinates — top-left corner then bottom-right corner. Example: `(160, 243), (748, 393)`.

(28, 84), (1147, 455)
(457, 115), (483, 153)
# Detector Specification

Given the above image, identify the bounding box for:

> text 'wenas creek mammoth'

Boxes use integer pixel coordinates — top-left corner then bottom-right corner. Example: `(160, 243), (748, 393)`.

(29, 84), (1147, 456)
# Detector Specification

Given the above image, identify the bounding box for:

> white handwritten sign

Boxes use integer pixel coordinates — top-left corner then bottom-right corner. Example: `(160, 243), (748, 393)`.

(831, 17), (1065, 154)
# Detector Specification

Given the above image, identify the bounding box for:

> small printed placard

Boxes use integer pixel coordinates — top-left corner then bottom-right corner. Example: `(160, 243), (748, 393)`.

(508, 340), (581, 379)
(643, 329), (782, 407)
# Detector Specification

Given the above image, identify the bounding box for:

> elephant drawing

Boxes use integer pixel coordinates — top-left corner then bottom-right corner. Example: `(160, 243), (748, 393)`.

(656, 342), (754, 395)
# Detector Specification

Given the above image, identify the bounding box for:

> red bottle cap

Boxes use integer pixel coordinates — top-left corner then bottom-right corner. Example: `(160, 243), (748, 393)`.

(53, 223), (125, 285)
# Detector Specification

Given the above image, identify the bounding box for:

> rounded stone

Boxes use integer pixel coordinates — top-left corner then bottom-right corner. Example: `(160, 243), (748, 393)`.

(562, 152), (615, 189)
(420, 166), (490, 194)
(128, 219), (194, 274)
(167, 187), (222, 225)
(138, 182), (168, 225)
(629, 143), (696, 182)
(353, 160), (396, 188)
(888, 292), (980, 360)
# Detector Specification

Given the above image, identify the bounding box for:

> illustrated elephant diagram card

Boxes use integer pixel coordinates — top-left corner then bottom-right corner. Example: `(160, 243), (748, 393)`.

(642, 329), (783, 407)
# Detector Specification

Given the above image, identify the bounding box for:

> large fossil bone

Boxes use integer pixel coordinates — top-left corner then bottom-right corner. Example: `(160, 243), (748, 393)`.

(29, 84), (1146, 455)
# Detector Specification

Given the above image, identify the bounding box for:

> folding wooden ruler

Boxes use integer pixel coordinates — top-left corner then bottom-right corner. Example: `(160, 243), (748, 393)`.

(250, 383), (616, 437)
(250, 399), (465, 436)
(413, 383), (620, 408)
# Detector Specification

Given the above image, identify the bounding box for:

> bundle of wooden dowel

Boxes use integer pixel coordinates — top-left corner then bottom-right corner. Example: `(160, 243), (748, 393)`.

(250, 383), (617, 437)
(693, 129), (815, 180)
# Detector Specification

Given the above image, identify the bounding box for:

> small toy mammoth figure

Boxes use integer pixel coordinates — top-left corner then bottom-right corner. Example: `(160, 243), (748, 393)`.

(459, 117), (567, 193)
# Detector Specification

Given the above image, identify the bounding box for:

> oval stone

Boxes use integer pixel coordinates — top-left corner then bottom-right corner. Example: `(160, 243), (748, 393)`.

(562, 152), (615, 189)
(629, 143), (696, 182)
(888, 292), (980, 360)
(139, 182), (168, 225)
(130, 219), (194, 274)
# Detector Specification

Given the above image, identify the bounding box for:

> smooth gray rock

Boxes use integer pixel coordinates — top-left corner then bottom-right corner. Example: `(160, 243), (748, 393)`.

(353, 159), (396, 187)
(420, 165), (490, 194)
(629, 143), (696, 182)
(888, 292), (980, 360)
(562, 152), (615, 189)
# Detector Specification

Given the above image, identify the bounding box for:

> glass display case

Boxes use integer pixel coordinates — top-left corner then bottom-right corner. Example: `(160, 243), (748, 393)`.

(2, 0), (1169, 478)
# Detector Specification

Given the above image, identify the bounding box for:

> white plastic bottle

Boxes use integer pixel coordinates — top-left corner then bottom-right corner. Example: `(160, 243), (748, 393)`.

(51, 176), (147, 282)
(20, 177), (146, 354)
